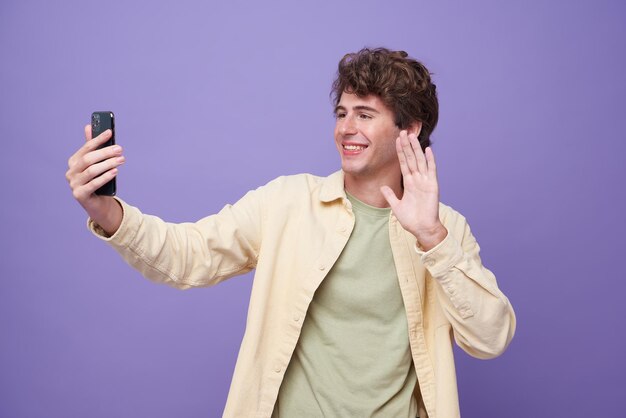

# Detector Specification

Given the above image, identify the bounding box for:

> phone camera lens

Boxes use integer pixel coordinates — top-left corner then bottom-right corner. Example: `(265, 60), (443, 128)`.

(91, 114), (101, 132)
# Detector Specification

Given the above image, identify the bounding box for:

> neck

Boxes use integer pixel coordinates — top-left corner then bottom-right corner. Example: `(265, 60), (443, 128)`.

(344, 171), (403, 208)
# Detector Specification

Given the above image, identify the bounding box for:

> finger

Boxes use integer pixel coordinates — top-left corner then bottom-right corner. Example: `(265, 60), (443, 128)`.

(86, 167), (118, 192)
(68, 132), (118, 176)
(74, 128), (113, 162)
(84, 124), (92, 142)
(83, 144), (123, 168)
(399, 131), (419, 174)
(74, 168), (119, 200)
(78, 155), (125, 186)
(69, 125), (97, 165)
(380, 185), (400, 211)
(396, 136), (412, 178)
(68, 127), (116, 185)
(85, 129), (113, 151)
(78, 129), (114, 162)
(425, 147), (437, 175)
(409, 133), (427, 174)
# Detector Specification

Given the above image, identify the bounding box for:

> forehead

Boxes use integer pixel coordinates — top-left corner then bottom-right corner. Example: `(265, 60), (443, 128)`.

(336, 92), (392, 113)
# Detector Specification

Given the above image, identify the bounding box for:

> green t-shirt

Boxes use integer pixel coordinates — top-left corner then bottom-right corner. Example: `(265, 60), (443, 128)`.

(273, 193), (418, 417)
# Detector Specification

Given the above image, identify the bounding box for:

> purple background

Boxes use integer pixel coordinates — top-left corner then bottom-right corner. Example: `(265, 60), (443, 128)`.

(1, 0), (625, 416)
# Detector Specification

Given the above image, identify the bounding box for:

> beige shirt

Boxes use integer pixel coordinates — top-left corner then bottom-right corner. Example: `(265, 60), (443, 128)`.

(90, 171), (516, 418)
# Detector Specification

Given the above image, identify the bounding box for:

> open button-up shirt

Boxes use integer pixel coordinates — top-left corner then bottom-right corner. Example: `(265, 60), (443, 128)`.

(90, 170), (516, 418)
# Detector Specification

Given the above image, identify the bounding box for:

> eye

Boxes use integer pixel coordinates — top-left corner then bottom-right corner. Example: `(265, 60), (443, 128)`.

(358, 113), (372, 120)
(334, 112), (346, 119)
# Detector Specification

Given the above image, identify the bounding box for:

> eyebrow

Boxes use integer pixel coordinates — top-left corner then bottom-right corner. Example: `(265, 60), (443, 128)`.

(333, 105), (381, 114)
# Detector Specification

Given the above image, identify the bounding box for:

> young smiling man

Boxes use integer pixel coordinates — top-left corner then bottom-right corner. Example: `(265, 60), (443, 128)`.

(66, 48), (515, 418)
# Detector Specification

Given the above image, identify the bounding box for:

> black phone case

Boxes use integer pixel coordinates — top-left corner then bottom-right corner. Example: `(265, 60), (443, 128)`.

(91, 111), (116, 196)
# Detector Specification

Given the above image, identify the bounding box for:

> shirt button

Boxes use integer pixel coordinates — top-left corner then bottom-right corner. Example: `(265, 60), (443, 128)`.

(274, 366), (281, 373)
(425, 259), (435, 267)
(293, 315), (300, 322)
(319, 265), (326, 271)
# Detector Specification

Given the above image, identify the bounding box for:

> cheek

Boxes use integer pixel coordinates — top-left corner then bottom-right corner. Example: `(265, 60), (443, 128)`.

(384, 140), (398, 159)
(389, 126), (402, 139)
(333, 123), (341, 140)
(382, 126), (400, 144)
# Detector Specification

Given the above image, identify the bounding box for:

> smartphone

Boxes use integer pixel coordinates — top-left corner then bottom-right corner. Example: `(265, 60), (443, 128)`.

(91, 111), (116, 196)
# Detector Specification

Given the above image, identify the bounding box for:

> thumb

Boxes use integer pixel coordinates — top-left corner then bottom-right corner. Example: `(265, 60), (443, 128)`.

(84, 124), (93, 142)
(380, 186), (400, 210)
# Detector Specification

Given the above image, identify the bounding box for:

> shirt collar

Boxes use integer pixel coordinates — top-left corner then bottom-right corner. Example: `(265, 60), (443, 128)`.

(319, 170), (347, 203)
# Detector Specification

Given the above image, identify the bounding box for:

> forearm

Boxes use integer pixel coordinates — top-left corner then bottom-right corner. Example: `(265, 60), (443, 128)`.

(418, 222), (516, 358)
(89, 194), (262, 289)
(430, 258), (516, 358)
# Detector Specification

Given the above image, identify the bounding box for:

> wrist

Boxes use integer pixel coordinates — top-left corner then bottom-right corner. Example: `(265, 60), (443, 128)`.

(414, 222), (447, 252)
(87, 197), (123, 236)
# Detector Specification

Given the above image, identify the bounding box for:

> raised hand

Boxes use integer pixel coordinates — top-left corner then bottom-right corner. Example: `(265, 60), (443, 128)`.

(380, 130), (447, 251)
(65, 125), (124, 235)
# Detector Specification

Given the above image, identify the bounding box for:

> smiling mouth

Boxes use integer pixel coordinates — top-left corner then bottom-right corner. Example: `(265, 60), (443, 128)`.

(343, 144), (368, 151)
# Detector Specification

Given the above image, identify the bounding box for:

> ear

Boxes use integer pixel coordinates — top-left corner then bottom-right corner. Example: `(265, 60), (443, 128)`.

(406, 121), (422, 137)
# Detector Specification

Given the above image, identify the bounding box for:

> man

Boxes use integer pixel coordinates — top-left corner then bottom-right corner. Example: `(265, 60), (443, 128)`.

(66, 47), (515, 418)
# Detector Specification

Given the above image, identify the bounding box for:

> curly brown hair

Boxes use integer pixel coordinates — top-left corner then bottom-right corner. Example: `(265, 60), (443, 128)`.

(331, 47), (439, 150)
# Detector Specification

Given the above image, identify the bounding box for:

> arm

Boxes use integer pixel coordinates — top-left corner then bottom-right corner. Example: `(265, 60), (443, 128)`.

(89, 190), (264, 290)
(417, 210), (516, 359)
(382, 130), (515, 358)
(68, 124), (263, 289)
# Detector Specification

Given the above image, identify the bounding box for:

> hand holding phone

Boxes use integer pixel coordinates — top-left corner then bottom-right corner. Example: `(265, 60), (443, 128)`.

(65, 112), (124, 235)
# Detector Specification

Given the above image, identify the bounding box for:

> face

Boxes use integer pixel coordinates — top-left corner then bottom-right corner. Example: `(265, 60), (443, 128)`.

(334, 92), (403, 181)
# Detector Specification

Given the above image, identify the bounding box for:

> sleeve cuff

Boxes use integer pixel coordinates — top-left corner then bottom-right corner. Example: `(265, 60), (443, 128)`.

(414, 229), (464, 277)
(86, 197), (140, 249)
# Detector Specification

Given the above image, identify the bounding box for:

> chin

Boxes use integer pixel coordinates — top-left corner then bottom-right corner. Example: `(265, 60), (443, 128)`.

(341, 162), (362, 175)
(342, 166), (371, 178)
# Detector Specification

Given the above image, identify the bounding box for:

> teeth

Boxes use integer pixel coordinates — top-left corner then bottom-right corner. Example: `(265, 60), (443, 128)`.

(344, 145), (366, 151)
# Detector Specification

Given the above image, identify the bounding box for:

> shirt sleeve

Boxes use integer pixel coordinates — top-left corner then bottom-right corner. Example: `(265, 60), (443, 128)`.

(88, 188), (265, 290)
(414, 210), (516, 359)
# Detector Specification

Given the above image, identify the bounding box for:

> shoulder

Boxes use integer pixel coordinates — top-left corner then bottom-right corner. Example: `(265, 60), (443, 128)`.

(262, 173), (328, 189)
(247, 173), (340, 219)
(257, 171), (342, 200)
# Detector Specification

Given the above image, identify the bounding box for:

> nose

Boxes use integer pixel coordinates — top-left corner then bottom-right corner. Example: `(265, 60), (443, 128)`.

(339, 115), (357, 136)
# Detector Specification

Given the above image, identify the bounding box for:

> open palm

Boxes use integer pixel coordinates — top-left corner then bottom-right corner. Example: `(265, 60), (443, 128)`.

(381, 131), (446, 250)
